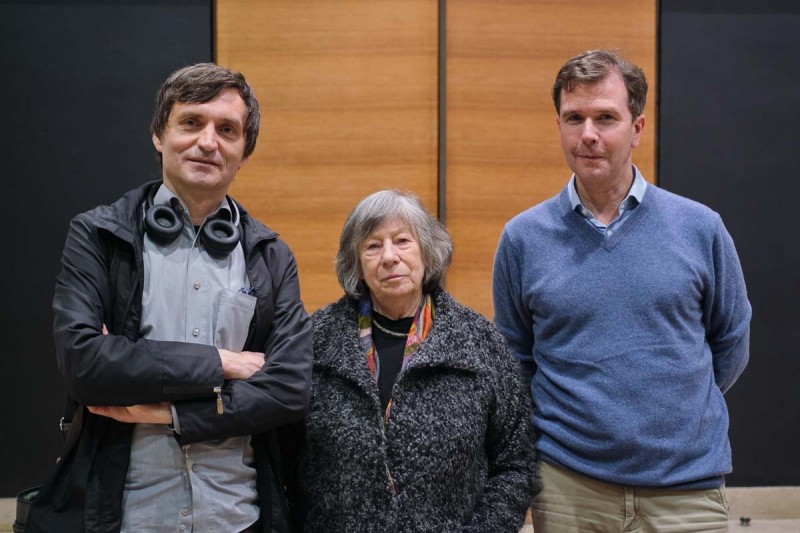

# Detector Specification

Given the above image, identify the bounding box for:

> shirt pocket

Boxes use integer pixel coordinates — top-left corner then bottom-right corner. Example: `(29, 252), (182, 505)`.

(213, 289), (257, 351)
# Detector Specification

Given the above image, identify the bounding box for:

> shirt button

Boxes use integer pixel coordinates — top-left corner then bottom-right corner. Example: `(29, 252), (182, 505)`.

(606, 230), (613, 236)
(182, 508), (190, 516)
(179, 525), (186, 531)
(192, 328), (199, 337)
(193, 281), (200, 290)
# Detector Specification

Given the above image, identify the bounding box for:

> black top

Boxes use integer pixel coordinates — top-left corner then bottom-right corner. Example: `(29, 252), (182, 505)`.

(372, 311), (413, 410)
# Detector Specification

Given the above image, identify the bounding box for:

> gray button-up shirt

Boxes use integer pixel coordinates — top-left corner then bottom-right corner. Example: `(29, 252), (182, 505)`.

(121, 184), (259, 533)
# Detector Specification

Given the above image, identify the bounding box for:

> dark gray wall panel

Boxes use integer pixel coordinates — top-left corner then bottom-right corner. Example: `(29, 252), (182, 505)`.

(0, 0), (211, 496)
(660, 0), (800, 486)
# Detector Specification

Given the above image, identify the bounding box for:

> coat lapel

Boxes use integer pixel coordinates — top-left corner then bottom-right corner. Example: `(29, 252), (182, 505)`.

(401, 290), (484, 375)
(313, 298), (381, 401)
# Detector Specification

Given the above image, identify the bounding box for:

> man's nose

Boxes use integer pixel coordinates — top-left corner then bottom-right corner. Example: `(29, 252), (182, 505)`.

(580, 120), (599, 143)
(197, 125), (218, 151)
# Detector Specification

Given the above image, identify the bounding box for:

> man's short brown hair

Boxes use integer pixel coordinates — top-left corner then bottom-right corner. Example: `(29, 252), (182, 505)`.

(552, 49), (648, 120)
(151, 63), (260, 160)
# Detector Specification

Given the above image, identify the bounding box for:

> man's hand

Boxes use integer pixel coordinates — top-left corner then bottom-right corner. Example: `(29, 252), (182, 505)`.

(88, 402), (172, 424)
(218, 349), (265, 380)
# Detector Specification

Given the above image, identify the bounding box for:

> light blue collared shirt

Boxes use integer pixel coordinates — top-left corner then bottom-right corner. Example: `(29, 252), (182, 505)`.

(568, 165), (648, 236)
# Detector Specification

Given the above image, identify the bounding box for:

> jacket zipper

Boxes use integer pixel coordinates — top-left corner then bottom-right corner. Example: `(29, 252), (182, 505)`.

(215, 386), (224, 414)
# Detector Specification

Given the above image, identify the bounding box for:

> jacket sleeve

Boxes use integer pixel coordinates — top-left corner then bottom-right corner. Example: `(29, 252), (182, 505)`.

(464, 332), (540, 532)
(705, 216), (751, 393)
(173, 240), (313, 444)
(492, 229), (536, 395)
(53, 213), (224, 407)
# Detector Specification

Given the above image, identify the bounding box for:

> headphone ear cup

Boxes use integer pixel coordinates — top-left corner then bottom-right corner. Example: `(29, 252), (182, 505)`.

(144, 204), (184, 245)
(200, 218), (240, 258)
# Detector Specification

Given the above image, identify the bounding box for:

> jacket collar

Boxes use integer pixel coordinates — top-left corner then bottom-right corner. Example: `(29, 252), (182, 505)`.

(90, 180), (278, 249)
(93, 180), (154, 244)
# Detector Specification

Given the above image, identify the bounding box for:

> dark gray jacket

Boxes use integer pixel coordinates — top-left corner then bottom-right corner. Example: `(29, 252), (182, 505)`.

(28, 181), (312, 533)
(289, 290), (539, 532)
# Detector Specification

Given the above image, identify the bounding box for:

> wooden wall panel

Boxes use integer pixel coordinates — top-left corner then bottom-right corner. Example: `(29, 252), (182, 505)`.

(216, 0), (438, 311)
(217, 1), (657, 316)
(446, 0), (657, 317)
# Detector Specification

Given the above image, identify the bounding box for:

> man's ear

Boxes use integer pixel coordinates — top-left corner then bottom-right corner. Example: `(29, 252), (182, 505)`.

(238, 156), (250, 171)
(631, 114), (645, 148)
(152, 132), (163, 153)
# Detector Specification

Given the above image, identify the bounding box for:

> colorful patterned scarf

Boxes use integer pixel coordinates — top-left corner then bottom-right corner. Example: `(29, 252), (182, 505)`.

(358, 291), (434, 423)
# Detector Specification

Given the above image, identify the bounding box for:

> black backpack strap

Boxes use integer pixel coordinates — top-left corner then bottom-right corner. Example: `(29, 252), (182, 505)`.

(59, 395), (79, 441)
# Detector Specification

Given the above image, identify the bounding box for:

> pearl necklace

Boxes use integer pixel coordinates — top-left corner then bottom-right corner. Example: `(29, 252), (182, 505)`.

(372, 318), (408, 338)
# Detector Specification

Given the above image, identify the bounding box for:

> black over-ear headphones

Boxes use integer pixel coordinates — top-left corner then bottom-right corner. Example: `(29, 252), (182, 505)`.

(143, 185), (241, 258)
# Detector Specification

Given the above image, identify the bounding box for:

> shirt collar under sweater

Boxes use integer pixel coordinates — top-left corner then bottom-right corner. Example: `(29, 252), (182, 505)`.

(567, 165), (647, 230)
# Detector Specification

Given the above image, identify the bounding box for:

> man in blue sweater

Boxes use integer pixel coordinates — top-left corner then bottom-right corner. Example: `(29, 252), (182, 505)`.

(492, 49), (751, 532)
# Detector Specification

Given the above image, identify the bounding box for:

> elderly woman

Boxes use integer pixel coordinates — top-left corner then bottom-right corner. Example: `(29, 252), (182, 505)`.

(287, 190), (539, 532)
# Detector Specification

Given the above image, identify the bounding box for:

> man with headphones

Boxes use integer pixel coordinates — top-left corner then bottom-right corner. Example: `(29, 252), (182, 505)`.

(27, 64), (312, 533)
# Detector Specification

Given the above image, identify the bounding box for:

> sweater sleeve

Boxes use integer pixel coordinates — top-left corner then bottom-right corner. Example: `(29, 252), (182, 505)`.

(53, 214), (224, 407)
(705, 216), (751, 393)
(492, 229), (537, 393)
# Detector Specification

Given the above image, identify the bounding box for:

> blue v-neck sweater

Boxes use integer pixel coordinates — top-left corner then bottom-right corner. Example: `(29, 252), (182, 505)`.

(493, 183), (751, 487)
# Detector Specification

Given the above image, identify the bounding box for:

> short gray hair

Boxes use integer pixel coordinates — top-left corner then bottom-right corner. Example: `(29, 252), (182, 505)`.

(552, 49), (648, 120)
(335, 190), (453, 299)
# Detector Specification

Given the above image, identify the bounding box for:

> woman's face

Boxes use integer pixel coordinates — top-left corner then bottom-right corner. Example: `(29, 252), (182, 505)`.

(359, 217), (425, 318)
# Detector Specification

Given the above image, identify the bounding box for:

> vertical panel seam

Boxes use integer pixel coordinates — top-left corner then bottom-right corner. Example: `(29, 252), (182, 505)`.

(655, 0), (661, 186)
(211, 0), (217, 63)
(437, 0), (447, 224)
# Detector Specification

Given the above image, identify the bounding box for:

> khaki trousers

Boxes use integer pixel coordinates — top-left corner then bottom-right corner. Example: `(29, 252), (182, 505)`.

(532, 461), (729, 532)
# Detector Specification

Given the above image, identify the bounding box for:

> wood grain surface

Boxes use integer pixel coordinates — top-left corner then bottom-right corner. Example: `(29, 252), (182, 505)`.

(216, 0), (656, 316)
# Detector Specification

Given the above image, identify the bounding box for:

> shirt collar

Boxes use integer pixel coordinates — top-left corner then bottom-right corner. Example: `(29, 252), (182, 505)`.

(568, 165), (648, 213)
(154, 183), (232, 222)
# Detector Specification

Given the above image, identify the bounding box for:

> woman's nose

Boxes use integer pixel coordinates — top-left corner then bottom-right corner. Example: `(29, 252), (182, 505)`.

(381, 243), (399, 264)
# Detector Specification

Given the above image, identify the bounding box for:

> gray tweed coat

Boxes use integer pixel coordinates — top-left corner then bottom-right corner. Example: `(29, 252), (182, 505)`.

(289, 289), (539, 532)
